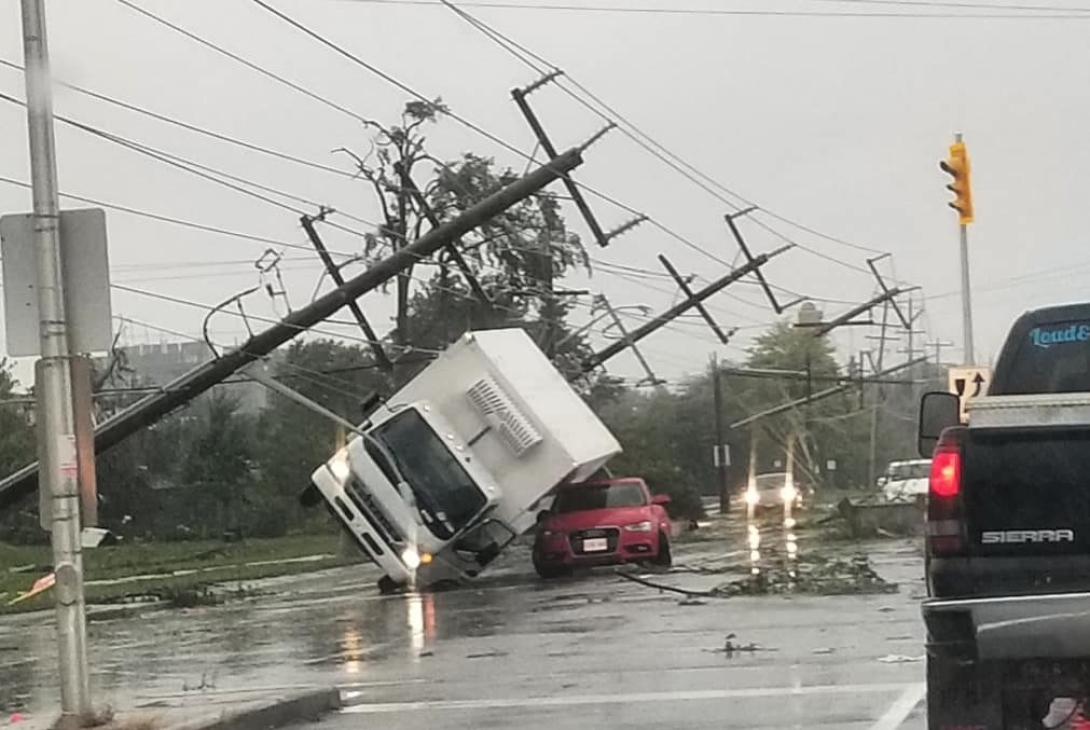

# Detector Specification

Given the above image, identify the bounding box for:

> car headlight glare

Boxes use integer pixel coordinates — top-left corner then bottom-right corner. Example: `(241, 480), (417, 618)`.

(401, 547), (422, 570)
(328, 451), (351, 482)
(745, 489), (760, 506)
(780, 485), (797, 503)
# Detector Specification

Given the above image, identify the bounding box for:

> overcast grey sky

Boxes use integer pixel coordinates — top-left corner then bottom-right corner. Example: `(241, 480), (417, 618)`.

(2, 0), (1089, 387)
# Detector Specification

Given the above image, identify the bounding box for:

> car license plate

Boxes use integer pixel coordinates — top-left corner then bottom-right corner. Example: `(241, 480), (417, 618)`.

(583, 537), (608, 552)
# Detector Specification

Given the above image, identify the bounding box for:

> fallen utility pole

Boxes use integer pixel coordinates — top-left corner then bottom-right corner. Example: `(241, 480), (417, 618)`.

(582, 245), (792, 371)
(659, 255), (733, 345)
(597, 295), (662, 385)
(801, 287), (906, 337)
(724, 209), (803, 315)
(730, 357), (928, 429)
(0, 149), (584, 511)
(400, 172), (491, 304)
(512, 84), (611, 248)
(301, 214), (392, 373)
(721, 367), (915, 387)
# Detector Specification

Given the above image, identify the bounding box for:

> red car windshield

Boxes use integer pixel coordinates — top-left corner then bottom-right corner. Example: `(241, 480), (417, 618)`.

(554, 483), (646, 513)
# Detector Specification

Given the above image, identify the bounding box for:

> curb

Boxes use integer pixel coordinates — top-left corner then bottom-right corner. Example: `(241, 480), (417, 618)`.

(159, 688), (342, 730)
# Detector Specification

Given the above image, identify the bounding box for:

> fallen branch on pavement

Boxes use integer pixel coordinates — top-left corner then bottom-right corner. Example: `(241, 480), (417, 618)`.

(614, 570), (717, 597)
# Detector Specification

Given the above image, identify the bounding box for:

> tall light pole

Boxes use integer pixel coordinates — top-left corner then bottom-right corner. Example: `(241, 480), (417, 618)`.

(21, 0), (92, 720)
(940, 133), (975, 365)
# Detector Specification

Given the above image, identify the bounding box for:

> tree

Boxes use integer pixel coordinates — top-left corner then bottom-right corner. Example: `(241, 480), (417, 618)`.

(248, 339), (383, 536)
(181, 392), (258, 538)
(596, 387), (709, 520)
(339, 101), (589, 370)
(0, 361), (38, 543)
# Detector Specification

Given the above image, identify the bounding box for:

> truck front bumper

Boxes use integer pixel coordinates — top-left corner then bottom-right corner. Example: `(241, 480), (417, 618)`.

(924, 591), (1090, 661)
(312, 467), (415, 586)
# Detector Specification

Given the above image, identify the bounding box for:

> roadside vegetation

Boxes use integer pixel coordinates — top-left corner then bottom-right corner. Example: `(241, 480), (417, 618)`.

(0, 534), (351, 615)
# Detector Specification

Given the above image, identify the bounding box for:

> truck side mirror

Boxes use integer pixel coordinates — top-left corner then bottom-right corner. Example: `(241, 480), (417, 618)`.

(476, 542), (501, 566)
(918, 391), (960, 458)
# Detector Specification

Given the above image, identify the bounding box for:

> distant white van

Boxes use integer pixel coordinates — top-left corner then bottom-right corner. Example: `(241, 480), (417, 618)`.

(878, 459), (931, 502)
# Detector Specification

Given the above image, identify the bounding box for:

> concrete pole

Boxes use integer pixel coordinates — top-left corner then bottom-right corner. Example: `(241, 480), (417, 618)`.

(955, 133), (975, 365)
(21, 0), (92, 720)
(712, 354), (729, 515)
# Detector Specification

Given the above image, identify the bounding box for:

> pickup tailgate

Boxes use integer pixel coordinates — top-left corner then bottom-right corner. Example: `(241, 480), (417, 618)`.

(925, 591), (1090, 660)
(954, 424), (1090, 594)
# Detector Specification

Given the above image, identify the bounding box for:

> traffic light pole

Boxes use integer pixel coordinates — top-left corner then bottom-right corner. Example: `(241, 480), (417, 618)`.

(946, 132), (975, 366)
(958, 219), (975, 365)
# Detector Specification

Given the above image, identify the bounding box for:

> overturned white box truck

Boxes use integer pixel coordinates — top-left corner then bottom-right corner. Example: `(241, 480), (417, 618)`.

(304, 328), (622, 592)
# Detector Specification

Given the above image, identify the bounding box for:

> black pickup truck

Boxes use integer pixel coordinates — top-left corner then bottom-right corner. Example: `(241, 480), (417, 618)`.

(919, 302), (1090, 729)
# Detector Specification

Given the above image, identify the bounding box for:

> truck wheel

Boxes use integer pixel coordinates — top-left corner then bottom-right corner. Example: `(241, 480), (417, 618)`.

(651, 532), (673, 568)
(298, 484), (322, 508)
(927, 656), (1002, 729)
(377, 576), (402, 595)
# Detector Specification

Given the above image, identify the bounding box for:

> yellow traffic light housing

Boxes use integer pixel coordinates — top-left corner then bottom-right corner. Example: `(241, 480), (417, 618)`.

(940, 140), (973, 225)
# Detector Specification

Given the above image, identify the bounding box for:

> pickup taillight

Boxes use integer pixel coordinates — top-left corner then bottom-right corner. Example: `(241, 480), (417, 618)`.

(928, 427), (967, 556)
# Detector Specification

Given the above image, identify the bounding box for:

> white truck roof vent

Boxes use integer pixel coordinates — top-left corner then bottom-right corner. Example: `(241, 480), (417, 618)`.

(466, 376), (543, 457)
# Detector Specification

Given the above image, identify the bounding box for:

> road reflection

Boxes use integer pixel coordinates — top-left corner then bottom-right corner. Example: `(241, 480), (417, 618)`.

(745, 499), (800, 583)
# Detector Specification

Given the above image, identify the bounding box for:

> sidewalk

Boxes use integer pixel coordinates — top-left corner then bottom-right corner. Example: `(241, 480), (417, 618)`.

(11, 687), (341, 730)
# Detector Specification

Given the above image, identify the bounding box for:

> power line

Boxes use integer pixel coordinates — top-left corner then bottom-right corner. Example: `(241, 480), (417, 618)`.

(111, 282), (439, 354)
(0, 174), (364, 262)
(0, 57), (359, 181)
(817, 0), (1090, 13)
(243, 0), (751, 272)
(109, 0), (768, 284)
(330, 0), (1090, 20)
(113, 0), (377, 124)
(437, 0), (890, 277)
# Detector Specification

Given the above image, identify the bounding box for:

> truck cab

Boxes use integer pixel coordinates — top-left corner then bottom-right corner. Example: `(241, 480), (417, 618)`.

(312, 402), (509, 590)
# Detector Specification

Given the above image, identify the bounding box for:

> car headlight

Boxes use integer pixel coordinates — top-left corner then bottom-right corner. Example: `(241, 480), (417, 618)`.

(328, 451), (350, 482)
(401, 547), (422, 570)
(780, 485), (797, 503)
(624, 521), (653, 532)
(745, 489), (760, 506)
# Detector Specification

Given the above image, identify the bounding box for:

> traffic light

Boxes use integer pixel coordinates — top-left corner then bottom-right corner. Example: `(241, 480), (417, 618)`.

(939, 140), (973, 225)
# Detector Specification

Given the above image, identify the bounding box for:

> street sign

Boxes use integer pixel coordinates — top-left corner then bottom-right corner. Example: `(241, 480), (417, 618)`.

(948, 365), (991, 422)
(0, 208), (113, 356)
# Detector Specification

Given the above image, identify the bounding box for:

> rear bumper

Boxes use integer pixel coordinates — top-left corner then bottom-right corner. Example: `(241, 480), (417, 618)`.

(924, 591), (1090, 661)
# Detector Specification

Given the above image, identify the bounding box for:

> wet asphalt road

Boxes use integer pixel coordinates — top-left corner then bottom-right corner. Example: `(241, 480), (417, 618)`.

(1, 523), (929, 729)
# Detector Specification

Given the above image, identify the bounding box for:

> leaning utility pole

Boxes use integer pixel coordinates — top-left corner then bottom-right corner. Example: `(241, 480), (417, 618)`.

(866, 302), (894, 490)
(21, 0), (92, 719)
(0, 150), (584, 510)
(583, 245), (791, 371)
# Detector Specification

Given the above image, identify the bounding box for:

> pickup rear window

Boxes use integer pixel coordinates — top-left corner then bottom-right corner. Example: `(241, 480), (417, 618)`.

(998, 319), (1090, 394)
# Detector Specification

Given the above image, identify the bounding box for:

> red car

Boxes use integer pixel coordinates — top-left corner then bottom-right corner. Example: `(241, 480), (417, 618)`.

(532, 478), (673, 579)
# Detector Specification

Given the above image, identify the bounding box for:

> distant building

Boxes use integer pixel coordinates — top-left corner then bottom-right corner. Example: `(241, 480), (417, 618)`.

(93, 341), (272, 414)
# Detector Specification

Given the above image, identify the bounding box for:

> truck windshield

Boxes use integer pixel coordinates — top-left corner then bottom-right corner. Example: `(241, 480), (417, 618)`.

(999, 318), (1090, 394)
(370, 409), (487, 540)
(554, 483), (646, 512)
